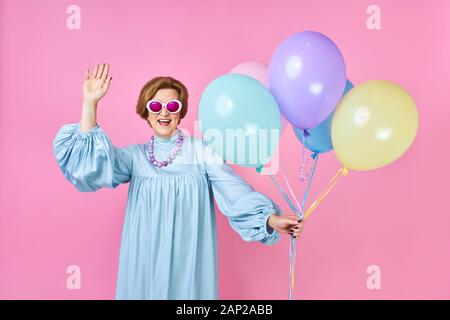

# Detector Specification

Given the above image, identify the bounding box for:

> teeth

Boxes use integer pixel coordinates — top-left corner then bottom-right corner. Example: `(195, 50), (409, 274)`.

(158, 119), (170, 122)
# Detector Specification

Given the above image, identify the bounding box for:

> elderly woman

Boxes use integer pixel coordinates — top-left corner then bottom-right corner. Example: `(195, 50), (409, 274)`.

(53, 63), (304, 300)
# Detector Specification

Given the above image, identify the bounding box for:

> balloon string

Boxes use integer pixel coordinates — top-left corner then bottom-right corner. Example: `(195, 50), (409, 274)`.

(280, 159), (303, 217)
(268, 158), (329, 299)
(300, 153), (319, 219)
(277, 155), (319, 300)
(279, 161), (301, 301)
(279, 160), (302, 300)
(289, 236), (293, 300)
(269, 175), (301, 217)
(303, 166), (349, 220)
(299, 133), (309, 181)
(268, 169), (300, 300)
(289, 154), (318, 300)
(290, 237), (295, 299)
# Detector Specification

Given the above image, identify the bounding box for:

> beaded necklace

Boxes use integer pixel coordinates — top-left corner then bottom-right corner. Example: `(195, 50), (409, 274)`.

(147, 130), (184, 168)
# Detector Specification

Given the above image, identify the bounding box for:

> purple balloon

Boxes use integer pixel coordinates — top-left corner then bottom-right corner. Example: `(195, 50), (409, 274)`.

(269, 31), (347, 129)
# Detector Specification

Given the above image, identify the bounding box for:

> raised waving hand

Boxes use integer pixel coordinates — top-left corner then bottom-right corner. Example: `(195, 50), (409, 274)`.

(83, 63), (112, 103)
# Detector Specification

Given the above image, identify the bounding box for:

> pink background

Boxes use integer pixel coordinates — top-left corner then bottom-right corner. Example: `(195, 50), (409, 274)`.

(1, 0), (449, 299)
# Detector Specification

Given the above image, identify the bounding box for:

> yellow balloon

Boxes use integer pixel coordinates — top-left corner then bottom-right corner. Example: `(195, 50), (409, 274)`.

(331, 80), (418, 171)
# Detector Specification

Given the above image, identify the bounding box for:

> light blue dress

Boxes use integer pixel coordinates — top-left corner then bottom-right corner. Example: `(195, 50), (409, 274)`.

(53, 123), (281, 300)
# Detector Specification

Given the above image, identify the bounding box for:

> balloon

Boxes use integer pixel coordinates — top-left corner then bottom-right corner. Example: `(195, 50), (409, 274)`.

(331, 80), (419, 171)
(198, 73), (281, 167)
(230, 61), (269, 86)
(230, 61), (289, 132)
(269, 31), (347, 129)
(281, 115), (288, 132)
(294, 80), (354, 153)
(343, 79), (354, 95)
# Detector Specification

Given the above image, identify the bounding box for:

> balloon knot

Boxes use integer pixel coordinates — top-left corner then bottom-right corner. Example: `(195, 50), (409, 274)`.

(342, 166), (349, 176)
(311, 152), (318, 159)
(303, 129), (310, 137)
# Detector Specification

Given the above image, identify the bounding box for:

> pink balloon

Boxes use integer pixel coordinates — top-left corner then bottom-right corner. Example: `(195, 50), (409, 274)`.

(230, 61), (288, 132)
(230, 61), (268, 87)
(281, 116), (288, 131)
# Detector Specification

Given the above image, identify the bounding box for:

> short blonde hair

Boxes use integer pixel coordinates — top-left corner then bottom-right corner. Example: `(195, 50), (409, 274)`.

(136, 76), (189, 127)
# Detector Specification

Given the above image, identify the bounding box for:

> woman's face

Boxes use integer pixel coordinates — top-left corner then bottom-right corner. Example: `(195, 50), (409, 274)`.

(147, 88), (181, 139)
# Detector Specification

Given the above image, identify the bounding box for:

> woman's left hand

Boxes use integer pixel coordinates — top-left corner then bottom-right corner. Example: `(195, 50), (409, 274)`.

(268, 214), (304, 239)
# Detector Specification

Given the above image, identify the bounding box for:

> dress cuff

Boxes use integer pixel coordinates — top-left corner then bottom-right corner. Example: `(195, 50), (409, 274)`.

(74, 122), (101, 137)
(265, 212), (275, 235)
(260, 206), (281, 246)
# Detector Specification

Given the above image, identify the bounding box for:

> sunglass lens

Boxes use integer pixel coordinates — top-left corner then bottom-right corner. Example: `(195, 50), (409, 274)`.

(166, 101), (181, 113)
(149, 101), (163, 113)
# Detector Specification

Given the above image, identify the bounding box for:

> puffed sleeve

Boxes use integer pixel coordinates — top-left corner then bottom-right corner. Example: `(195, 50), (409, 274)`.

(202, 141), (282, 245)
(53, 123), (132, 192)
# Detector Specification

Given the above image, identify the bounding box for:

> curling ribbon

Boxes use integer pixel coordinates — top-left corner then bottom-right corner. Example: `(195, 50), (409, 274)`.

(288, 153), (318, 300)
(302, 166), (349, 221)
(257, 151), (323, 300)
(257, 165), (301, 300)
(273, 154), (319, 300)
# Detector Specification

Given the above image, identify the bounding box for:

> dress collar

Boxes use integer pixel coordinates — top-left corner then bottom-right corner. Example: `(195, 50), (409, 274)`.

(152, 129), (180, 148)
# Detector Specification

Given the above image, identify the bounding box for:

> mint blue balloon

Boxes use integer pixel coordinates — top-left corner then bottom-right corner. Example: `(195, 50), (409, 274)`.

(198, 73), (281, 167)
(294, 80), (353, 153)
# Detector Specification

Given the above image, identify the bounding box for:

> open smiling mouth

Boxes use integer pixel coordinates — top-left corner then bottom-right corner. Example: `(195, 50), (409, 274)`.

(158, 119), (171, 127)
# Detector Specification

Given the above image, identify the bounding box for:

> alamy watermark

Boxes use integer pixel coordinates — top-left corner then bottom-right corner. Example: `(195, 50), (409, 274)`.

(366, 264), (381, 290)
(175, 120), (281, 175)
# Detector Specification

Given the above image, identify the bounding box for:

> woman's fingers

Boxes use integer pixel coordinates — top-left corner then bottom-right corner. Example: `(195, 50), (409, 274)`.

(97, 63), (105, 79)
(103, 75), (112, 90)
(291, 221), (304, 230)
(86, 63), (109, 81)
(289, 220), (304, 239)
(286, 214), (301, 225)
(289, 228), (302, 238)
(100, 63), (109, 80)
(93, 64), (99, 78)
(290, 231), (302, 238)
(278, 215), (302, 234)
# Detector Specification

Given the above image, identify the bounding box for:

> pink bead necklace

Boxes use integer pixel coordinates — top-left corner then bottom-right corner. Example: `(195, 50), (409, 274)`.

(147, 130), (184, 168)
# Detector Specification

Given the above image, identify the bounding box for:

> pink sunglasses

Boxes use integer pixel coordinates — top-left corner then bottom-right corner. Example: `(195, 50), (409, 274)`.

(146, 99), (183, 114)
